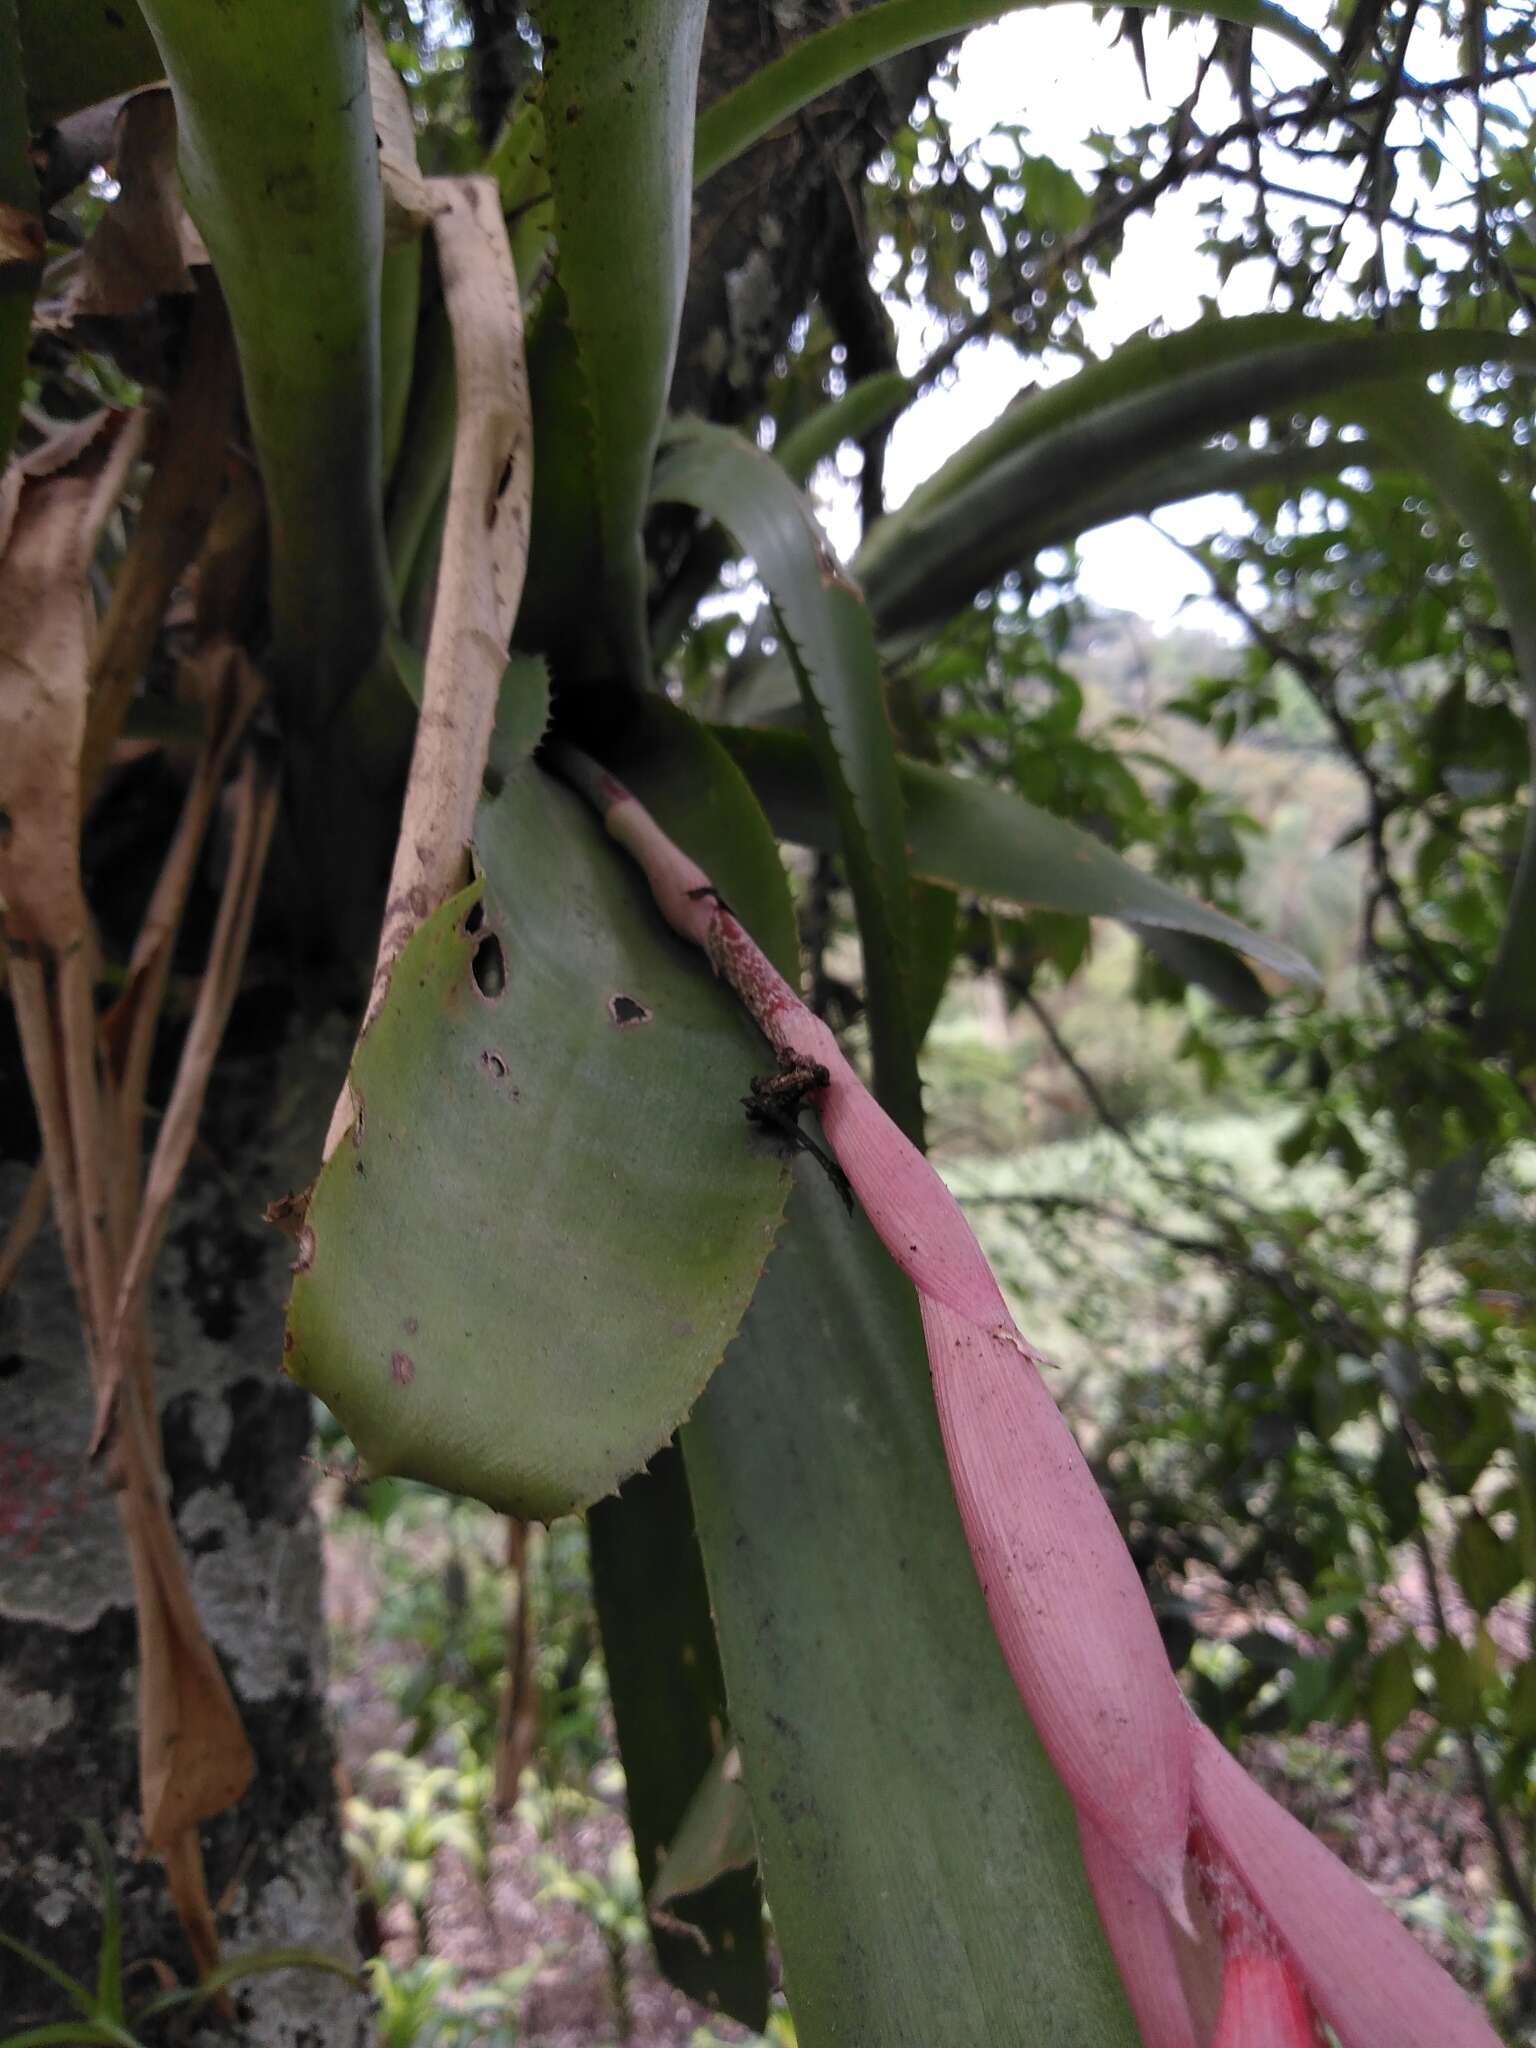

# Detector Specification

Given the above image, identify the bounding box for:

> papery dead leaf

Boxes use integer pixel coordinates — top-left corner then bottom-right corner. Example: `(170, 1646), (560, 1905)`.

(82, 276), (240, 800)
(365, 13), (432, 243)
(45, 89), (204, 325)
(326, 174), (530, 1156)
(0, 410), (146, 949)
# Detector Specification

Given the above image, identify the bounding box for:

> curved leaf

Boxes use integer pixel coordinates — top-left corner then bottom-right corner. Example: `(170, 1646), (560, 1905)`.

(719, 723), (1318, 983)
(694, 0), (1334, 188)
(774, 369), (912, 486)
(522, 0), (707, 686)
(856, 315), (1536, 637)
(284, 758), (790, 1520)
(654, 419), (923, 1138)
(135, 0), (389, 719)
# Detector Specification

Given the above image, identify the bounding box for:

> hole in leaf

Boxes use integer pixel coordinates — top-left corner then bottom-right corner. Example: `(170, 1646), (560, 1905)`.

(609, 993), (651, 1027)
(481, 1049), (510, 1080)
(463, 898), (485, 936)
(472, 933), (506, 1000)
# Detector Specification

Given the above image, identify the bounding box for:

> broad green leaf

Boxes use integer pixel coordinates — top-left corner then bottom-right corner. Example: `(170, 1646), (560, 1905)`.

(521, 0), (707, 685)
(693, 0), (1334, 188)
(588, 1448), (770, 2029)
(1366, 1637), (1419, 1764)
(617, 761), (1140, 2044)
(1, 0), (42, 469)
(719, 723), (1319, 983)
(1451, 1510), (1523, 1617)
(1431, 1636), (1480, 1731)
(682, 1175), (1141, 2046)
(855, 315), (1536, 638)
(15, 0), (159, 125)
(136, 0), (389, 720)
(285, 758), (790, 1520)
(654, 419), (924, 1139)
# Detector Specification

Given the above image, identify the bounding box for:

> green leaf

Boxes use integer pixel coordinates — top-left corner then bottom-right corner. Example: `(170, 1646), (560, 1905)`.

(1507, 1660), (1536, 1744)
(81, 1827), (123, 2023)
(854, 315), (1536, 639)
(0, 1935), (95, 2018)
(682, 1173), (1140, 2046)
(773, 370), (912, 487)
(285, 756), (790, 1519)
(718, 723), (1318, 983)
(654, 420), (923, 1139)
(1451, 1510), (1523, 1617)
(693, 0), (1334, 188)
(589, 1448), (770, 2030)
(521, 0), (708, 686)
(1366, 1637), (1419, 1765)
(1431, 1636), (1480, 1731)
(15, 0), (159, 125)
(1371, 1431), (1421, 1546)
(608, 738), (1139, 2041)
(135, 0), (389, 720)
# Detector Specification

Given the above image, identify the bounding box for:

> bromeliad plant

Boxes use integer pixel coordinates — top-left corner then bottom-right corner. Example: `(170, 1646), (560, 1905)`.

(3, 0), (1533, 2042)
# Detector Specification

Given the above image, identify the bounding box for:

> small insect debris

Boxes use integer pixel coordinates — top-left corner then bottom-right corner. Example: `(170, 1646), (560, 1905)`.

(741, 1047), (854, 1213)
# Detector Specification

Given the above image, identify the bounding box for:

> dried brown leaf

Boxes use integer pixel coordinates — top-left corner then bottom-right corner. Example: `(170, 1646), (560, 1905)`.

(96, 737), (278, 1452)
(326, 174), (531, 1154)
(82, 277), (240, 800)
(46, 89), (204, 324)
(365, 13), (432, 244)
(0, 410), (147, 950)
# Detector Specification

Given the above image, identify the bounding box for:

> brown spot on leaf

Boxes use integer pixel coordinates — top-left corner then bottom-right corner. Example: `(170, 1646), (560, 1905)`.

(609, 993), (651, 1027)
(391, 1350), (415, 1385)
(403, 1315), (418, 1337)
(481, 1048), (510, 1080)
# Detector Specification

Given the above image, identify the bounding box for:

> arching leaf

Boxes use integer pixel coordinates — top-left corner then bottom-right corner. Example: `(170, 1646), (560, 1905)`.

(855, 316), (1536, 638)
(654, 419), (924, 1138)
(720, 723), (1318, 983)
(693, 0), (1334, 188)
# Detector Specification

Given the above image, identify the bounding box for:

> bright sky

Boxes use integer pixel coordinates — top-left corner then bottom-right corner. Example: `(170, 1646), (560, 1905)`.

(824, 0), (1485, 627)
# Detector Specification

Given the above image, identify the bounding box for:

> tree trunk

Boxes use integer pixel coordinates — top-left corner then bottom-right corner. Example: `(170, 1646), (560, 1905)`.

(0, 1021), (372, 2045)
